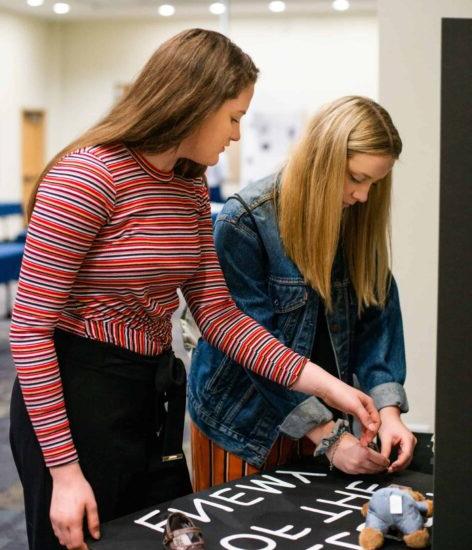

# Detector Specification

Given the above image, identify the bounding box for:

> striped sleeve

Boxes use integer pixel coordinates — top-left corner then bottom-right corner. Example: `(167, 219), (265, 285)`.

(180, 183), (308, 386)
(9, 151), (115, 468)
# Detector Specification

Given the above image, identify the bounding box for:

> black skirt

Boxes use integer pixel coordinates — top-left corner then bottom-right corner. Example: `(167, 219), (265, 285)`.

(10, 329), (192, 550)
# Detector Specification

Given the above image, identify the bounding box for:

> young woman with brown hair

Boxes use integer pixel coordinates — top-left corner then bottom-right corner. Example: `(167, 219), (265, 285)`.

(189, 96), (416, 485)
(10, 33), (379, 550)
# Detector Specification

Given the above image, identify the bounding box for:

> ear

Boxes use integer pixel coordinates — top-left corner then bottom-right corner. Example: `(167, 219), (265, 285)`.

(409, 490), (425, 502)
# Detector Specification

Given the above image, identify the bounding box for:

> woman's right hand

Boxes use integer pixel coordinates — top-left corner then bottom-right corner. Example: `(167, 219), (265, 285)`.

(291, 361), (380, 445)
(49, 462), (100, 549)
(326, 432), (390, 474)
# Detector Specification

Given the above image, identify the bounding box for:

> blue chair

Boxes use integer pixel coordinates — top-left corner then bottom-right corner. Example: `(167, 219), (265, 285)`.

(0, 241), (24, 317)
(0, 202), (22, 217)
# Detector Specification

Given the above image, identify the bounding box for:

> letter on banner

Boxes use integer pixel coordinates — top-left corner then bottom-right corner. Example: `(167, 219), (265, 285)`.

(345, 481), (379, 494)
(134, 509), (167, 533)
(220, 534), (276, 550)
(168, 498), (233, 523)
(274, 470), (327, 484)
(324, 531), (362, 549)
(210, 487), (264, 507)
(317, 491), (370, 511)
(300, 505), (352, 523)
(251, 524), (311, 540)
(236, 474), (296, 494)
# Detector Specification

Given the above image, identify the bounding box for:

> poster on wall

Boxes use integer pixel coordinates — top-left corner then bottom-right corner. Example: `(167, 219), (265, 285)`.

(240, 110), (306, 187)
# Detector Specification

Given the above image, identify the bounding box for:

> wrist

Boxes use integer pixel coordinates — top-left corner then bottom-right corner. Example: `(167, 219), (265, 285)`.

(379, 406), (401, 422)
(313, 419), (349, 459)
(306, 421), (336, 446)
(50, 461), (81, 481)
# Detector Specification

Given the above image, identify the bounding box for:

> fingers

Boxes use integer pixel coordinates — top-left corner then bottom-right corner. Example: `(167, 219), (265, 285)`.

(366, 448), (390, 470)
(388, 435), (417, 473)
(333, 437), (389, 474)
(354, 395), (380, 445)
(380, 435), (393, 461)
(360, 394), (381, 433)
(86, 499), (101, 540)
(51, 520), (88, 550)
(68, 524), (88, 549)
(359, 427), (377, 447)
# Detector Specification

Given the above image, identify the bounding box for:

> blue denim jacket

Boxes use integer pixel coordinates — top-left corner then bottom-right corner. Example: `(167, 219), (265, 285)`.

(188, 174), (408, 467)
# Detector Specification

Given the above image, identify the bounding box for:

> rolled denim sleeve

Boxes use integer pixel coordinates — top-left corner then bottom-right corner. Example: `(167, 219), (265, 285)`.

(352, 277), (409, 413)
(278, 396), (333, 438)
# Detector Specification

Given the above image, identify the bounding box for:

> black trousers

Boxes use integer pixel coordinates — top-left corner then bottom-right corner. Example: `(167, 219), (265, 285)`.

(10, 329), (192, 550)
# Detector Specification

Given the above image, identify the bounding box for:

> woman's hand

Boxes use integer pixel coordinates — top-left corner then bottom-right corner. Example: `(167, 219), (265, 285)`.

(378, 406), (417, 473)
(327, 432), (390, 474)
(292, 362), (380, 445)
(307, 422), (389, 474)
(50, 462), (100, 550)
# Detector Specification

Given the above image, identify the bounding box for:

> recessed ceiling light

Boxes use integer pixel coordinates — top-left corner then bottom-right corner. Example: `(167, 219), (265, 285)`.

(27, 0), (44, 7)
(158, 4), (176, 17)
(209, 2), (226, 15)
(269, 1), (286, 13)
(332, 0), (350, 11)
(53, 2), (70, 14)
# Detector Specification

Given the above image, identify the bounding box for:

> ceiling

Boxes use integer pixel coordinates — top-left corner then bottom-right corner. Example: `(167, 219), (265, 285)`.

(0, 0), (377, 21)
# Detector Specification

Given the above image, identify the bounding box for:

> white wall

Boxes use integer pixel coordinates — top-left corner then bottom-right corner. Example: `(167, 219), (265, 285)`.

(0, 11), (377, 198)
(0, 11), (61, 201)
(378, 0), (472, 432)
(56, 14), (378, 148)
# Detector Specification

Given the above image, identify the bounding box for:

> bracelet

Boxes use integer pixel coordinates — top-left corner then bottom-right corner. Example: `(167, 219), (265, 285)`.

(327, 431), (349, 470)
(313, 419), (350, 467)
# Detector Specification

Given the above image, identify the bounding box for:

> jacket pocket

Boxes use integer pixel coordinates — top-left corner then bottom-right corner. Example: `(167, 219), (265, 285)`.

(268, 276), (308, 342)
(204, 353), (235, 395)
(268, 276), (308, 313)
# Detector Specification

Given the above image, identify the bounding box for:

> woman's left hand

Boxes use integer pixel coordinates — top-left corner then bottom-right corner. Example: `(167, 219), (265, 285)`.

(378, 406), (417, 473)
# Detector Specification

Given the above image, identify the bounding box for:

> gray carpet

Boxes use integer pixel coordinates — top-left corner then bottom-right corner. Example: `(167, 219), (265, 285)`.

(0, 317), (27, 549)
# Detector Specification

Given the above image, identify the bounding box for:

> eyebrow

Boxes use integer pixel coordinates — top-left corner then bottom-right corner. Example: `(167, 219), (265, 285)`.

(351, 171), (370, 180)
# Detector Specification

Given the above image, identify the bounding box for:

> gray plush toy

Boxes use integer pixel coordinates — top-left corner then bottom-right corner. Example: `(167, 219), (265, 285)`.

(359, 484), (433, 549)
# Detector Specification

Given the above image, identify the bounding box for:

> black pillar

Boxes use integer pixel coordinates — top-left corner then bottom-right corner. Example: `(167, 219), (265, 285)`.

(434, 17), (472, 550)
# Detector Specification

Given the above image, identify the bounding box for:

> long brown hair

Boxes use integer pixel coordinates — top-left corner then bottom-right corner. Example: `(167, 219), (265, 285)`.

(278, 96), (402, 312)
(28, 28), (258, 219)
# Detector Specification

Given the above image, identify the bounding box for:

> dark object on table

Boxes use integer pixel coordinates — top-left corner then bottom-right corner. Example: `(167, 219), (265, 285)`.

(163, 512), (205, 549)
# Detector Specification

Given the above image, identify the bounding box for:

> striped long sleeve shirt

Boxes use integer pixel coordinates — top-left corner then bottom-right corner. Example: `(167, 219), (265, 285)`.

(10, 143), (308, 468)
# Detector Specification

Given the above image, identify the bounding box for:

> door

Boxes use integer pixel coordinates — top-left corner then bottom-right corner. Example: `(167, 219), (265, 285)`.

(21, 110), (45, 215)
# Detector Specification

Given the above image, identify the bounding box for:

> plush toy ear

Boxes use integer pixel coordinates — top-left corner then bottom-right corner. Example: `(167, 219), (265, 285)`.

(408, 490), (426, 502)
(425, 499), (434, 517)
(361, 502), (370, 517)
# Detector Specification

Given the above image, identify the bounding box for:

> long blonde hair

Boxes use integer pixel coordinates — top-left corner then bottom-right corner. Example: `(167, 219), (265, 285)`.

(278, 96), (402, 312)
(28, 28), (258, 219)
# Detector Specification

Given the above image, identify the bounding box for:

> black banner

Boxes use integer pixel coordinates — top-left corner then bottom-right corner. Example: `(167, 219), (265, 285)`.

(90, 460), (432, 549)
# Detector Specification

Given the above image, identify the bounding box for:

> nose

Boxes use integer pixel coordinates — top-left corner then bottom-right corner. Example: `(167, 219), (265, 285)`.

(231, 126), (241, 142)
(352, 183), (371, 203)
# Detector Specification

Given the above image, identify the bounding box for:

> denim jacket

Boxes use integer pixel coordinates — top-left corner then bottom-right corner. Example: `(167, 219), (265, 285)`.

(188, 174), (408, 467)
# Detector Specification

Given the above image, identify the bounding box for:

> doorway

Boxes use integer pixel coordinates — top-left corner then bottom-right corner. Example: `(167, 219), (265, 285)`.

(21, 110), (45, 215)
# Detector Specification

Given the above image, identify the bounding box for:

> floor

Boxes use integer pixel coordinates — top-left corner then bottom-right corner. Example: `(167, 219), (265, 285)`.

(0, 314), (28, 549)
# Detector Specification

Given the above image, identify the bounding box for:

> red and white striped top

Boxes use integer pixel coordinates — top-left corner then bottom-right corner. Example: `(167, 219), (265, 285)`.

(10, 143), (308, 468)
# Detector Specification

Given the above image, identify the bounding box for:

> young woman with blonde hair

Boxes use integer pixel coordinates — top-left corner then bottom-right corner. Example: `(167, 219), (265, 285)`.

(10, 33), (379, 550)
(189, 95), (416, 486)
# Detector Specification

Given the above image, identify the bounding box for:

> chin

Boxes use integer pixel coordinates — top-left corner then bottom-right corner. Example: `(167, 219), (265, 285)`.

(205, 155), (220, 167)
(185, 153), (219, 167)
